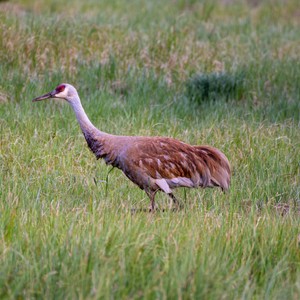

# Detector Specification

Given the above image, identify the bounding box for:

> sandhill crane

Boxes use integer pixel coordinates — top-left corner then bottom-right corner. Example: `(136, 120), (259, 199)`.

(33, 83), (231, 211)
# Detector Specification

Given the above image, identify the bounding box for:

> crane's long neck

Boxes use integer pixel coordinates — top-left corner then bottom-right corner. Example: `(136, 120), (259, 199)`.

(69, 96), (114, 161)
(69, 97), (99, 134)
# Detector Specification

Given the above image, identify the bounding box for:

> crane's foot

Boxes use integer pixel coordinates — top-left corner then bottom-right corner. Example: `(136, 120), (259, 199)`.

(130, 205), (181, 213)
(148, 204), (158, 213)
(171, 202), (184, 212)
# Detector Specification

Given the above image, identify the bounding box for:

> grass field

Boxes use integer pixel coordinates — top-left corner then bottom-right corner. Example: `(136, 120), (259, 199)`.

(0, 0), (300, 298)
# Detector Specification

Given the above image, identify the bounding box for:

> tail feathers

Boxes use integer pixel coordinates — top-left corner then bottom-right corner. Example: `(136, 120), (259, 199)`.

(195, 145), (231, 191)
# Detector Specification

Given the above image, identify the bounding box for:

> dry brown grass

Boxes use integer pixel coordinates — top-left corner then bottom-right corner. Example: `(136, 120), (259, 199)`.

(1, 1), (297, 86)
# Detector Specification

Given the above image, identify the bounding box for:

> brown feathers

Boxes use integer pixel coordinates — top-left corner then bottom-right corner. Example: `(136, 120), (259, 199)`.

(32, 83), (231, 211)
(84, 133), (231, 210)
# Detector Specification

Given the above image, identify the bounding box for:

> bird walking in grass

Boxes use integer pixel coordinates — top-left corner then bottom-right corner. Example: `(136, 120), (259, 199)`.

(33, 83), (231, 211)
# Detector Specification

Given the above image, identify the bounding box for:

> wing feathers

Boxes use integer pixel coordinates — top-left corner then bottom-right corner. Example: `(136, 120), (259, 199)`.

(124, 137), (230, 192)
(194, 145), (231, 190)
(155, 179), (172, 193)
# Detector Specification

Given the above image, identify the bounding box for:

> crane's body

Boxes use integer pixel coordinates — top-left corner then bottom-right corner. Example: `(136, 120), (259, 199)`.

(33, 83), (231, 210)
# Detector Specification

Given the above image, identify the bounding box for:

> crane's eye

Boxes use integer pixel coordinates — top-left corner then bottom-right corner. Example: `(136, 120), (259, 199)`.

(56, 84), (66, 93)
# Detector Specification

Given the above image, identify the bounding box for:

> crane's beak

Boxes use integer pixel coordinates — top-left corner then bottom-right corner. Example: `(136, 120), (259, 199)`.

(32, 90), (56, 102)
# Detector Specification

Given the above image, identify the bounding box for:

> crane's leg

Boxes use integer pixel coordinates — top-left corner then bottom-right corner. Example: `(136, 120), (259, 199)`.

(146, 190), (157, 212)
(168, 193), (183, 211)
(169, 192), (178, 205)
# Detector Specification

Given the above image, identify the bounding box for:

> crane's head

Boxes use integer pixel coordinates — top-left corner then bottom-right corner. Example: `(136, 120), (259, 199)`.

(32, 83), (78, 103)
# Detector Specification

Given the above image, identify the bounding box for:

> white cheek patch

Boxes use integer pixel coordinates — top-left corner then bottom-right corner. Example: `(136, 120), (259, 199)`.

(55, 91), (67, 98)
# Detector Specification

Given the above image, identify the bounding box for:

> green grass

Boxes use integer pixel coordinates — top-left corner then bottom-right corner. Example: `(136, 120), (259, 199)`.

(0, 0), (300, 298)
